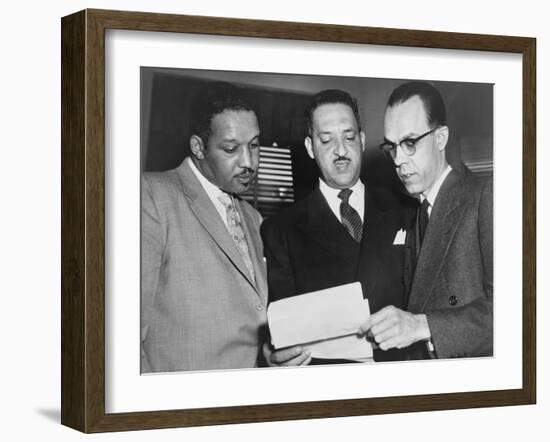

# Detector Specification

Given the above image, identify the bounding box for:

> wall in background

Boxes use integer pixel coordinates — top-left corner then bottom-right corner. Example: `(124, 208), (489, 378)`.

(142, 68), (492, 211)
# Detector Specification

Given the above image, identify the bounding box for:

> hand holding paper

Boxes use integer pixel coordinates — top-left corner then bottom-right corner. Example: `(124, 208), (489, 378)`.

(267, 282), (373, 362)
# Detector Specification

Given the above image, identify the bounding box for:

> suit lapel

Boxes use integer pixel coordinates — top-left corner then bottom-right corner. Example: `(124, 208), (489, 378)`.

(403, 219), (417, 298)
(297, 188), (359, 266)
(409, 170), (466, 310)
(357, 190), (387, 300)
(176, 161), (260, 295)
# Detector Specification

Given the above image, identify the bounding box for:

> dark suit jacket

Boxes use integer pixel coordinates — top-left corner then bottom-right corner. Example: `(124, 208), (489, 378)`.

(261, 184), (415, 362)
(405, 169), (493, 359)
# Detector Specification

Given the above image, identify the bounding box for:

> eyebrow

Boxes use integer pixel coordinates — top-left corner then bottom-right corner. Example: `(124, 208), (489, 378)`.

(221, 133), (260, 143)
(384, 132), (418, 143)
(318, 128), (356, 135)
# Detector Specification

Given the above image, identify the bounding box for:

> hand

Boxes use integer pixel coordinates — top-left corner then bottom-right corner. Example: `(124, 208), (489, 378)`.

(262, 342), (312, 367)
(358, 306), (431, 351)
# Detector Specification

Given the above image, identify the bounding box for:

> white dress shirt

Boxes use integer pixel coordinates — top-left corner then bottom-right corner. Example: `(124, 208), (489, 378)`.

(187, 157), (230, 229)
(319, 178), (365, 223)
(420, 165), (452, 217)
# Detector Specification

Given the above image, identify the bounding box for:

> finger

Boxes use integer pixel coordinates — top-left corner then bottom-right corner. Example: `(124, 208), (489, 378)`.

(371, 316), (398, 337)
(373, 325), (399, 345)
(262, 341), (273, 355)
(269, 345), (304, 364)
(358, 317), (372, 334)
(280, 349), (311, 367)
(378, 336), (402, 351)
(368, 306), (396, 327)
(358, 306), (395, 333)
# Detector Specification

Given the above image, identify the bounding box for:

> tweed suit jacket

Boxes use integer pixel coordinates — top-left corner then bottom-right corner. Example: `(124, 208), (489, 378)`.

(141, 159), (268, 373)
(261, 184), (415, 362)
(405, 169), (493, 359)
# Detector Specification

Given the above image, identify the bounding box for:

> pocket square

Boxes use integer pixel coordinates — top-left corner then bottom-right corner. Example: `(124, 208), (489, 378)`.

(393, 229), (406, 245)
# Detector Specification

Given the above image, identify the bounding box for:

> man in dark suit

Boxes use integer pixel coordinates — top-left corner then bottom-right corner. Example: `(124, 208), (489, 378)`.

(359, 81), (493, 359)
(261, 89), (414, 366)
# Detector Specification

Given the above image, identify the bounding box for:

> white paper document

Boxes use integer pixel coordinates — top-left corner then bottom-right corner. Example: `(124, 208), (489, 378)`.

(267, 282), (373, 361)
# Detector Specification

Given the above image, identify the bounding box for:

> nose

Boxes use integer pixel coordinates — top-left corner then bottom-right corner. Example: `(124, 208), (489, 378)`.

(393, 144), (408, 167)
(239, 146), (254, 170)
(334, 137), (348, 156)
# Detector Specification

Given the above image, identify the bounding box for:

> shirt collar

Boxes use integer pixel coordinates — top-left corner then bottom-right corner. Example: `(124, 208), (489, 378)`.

(319, 178), (365, 202)
(186, 156), (225, 201)
(318, 178), (365, 222)
(420, 164), (452, 207)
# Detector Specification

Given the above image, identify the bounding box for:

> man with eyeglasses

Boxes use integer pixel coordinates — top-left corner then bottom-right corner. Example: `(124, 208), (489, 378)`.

(359, 81), (493, 359)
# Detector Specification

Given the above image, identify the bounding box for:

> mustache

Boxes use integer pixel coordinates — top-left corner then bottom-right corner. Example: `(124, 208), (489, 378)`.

(236, 168), (256, 177)
(333, 154), (351, 163)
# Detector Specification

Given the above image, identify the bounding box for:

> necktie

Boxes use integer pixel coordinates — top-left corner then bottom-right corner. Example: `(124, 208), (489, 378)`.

(418, 199), (430, 249)
(217, 192), (255, 282)
(337, 188), (363, 243)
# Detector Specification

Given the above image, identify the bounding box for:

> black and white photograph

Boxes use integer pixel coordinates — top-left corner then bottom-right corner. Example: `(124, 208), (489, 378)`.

(140, 67), (494, 374)
(2, 0), (545, 438)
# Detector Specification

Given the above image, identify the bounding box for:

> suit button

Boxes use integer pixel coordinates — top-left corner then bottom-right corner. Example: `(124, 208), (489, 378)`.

(256, 304), (263, 311)
(449, 296), (458, 306)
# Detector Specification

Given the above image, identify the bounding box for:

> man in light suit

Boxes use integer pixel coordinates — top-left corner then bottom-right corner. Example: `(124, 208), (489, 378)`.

(359, 81), (493, 359)
(141, 82), (268, 373)
(261, 89), (415, 366)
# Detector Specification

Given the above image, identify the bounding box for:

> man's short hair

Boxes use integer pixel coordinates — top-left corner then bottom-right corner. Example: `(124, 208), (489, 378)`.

(190, 81), (256, 145)
(387, 81), (447, 128)
(305, 89), (362, 136)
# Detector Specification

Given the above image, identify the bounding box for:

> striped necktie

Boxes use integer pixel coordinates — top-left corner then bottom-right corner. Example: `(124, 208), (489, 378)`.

(217, 192), (255, 282)
(338, 188), (363, 243)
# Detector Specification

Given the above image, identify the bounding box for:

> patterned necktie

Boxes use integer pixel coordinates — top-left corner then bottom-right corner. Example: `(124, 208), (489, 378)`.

(217, 192), (255, 282)
(418, 199), (430, 249)
(337, 188), (363, 243)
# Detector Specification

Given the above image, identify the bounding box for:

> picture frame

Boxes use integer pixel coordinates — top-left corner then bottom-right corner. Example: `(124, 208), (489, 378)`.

(61, 8), (536, 433)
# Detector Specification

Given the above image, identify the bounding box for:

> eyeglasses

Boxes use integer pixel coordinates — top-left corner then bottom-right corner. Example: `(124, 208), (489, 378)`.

(379, 127), (439, 160)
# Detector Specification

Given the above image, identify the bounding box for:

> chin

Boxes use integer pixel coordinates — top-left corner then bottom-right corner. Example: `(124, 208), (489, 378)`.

(334, 174), (359, 188)
(237, 183), (252, 194)
(408, 187), (425, 198)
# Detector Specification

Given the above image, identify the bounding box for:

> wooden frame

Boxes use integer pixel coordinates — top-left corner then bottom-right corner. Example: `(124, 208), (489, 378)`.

(61, 8), (536, 433)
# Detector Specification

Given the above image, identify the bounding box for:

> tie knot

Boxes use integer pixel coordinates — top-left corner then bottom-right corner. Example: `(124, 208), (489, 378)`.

(420, 199), (430, 214)
(338, 188), (353, 203)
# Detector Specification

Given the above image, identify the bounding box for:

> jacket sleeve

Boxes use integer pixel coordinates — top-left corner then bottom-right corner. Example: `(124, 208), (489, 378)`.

(426, 180), (493, 358)
(140, 176), (165, 373)
(260, 220), (296, 303)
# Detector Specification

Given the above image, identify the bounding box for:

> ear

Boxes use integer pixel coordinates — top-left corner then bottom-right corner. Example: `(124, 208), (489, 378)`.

(360, 131), (366, 152)
(190, 135), (205, 160)
(436, 126), (449, 152)
(304, 136), (315, 160)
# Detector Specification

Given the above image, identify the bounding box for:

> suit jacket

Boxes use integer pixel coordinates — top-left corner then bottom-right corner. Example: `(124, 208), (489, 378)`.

(141, 159), (268, 373)
(405, 169), (493, 359)
(261, 184), (415, 362)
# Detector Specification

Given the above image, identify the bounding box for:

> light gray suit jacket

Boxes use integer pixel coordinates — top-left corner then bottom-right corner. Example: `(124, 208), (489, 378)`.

(141, 159), (268, 373)
(405, 170), (493, 359)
